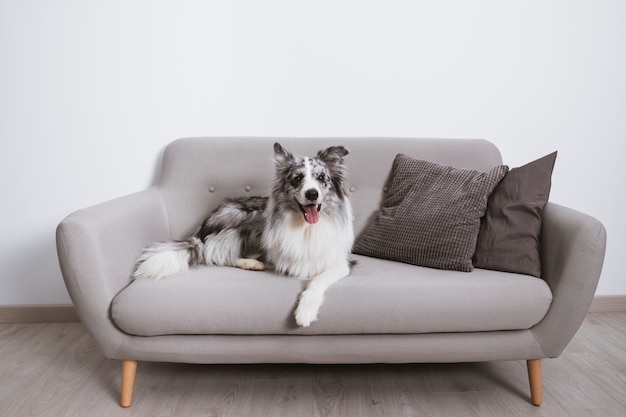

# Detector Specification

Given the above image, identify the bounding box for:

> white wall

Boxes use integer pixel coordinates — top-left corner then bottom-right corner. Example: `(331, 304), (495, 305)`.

(1, 0), (624, 305)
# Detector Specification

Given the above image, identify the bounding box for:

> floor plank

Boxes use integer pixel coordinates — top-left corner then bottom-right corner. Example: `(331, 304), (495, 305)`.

(0, 313), (624, 417)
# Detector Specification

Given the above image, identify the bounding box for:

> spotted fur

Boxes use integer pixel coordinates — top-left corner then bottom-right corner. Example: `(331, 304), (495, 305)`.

(132, 143), (355, 327)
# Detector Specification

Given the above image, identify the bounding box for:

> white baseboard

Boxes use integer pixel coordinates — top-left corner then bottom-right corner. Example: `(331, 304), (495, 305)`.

(0, 296), (624, 324)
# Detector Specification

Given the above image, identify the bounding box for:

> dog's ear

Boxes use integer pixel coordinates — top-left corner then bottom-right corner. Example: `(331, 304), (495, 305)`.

(318, 146), (349, 197)
(273, 143), (293, 166)
(317, 146), (349, 165)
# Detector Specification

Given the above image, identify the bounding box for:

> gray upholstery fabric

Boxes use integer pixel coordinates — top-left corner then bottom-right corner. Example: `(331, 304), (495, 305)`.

(56, 188), (170, 357)
(113, 331), (546, 364)
(354, 154), (508, 271)
(111, 255), (552, 336)
(55, 137), (606, 365)
(157, 137), (505, 239)
(531, 203), (606, 358)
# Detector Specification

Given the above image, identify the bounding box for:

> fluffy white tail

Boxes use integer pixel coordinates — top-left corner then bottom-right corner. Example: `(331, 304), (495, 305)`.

(132, 238), (203, 281)
(132, 250), (190, 281)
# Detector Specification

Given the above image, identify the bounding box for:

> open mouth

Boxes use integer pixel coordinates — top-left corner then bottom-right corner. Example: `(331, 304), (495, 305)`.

(299, 203), (322, 224)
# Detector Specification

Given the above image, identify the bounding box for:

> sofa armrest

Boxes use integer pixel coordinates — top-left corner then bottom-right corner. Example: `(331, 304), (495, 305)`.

(531, 202), (607, 358)
(56, 187), (170, 358)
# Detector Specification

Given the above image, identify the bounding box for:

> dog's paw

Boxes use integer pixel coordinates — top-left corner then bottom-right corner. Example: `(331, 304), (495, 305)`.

(235, 258), (266, 271)
(295, 290), (323, 327)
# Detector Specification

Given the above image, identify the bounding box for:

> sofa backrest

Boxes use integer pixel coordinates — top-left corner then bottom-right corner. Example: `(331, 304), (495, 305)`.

(157, 137), (503, 240)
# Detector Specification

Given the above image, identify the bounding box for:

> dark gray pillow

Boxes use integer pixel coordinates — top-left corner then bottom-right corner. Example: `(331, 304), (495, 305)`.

(354, 154), (508, 271)
(473, 152), (557, 277)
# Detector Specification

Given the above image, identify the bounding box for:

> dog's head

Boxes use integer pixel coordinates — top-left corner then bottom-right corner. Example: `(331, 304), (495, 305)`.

(272, 143), (349, 224)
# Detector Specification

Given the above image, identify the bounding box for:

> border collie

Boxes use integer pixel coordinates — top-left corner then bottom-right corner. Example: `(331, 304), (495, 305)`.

(132, 143), (354, 327)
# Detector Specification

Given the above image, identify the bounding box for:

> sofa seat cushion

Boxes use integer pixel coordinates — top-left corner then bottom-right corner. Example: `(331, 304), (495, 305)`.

(111, 255), (552, 337)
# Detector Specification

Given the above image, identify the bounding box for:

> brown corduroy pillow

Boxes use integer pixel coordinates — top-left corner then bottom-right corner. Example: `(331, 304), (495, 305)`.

(473, 152), (557, 277)
(354, 154), (508, 272)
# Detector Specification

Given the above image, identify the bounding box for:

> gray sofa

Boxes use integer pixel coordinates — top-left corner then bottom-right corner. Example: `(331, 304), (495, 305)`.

(56, 137), (606, 408)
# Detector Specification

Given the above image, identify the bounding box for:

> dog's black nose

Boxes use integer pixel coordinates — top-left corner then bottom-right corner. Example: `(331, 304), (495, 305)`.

(305, 189), (319, 201)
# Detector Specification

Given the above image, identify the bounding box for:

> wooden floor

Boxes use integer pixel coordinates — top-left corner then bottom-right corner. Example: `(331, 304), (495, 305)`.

(0, 312), (624, 417)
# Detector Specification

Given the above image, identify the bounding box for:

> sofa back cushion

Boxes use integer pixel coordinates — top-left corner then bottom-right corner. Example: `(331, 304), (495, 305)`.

(157, 137), (503, 240)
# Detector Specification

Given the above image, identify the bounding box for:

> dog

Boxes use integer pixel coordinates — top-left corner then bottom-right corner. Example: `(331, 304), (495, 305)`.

(132, 143), (355, 327)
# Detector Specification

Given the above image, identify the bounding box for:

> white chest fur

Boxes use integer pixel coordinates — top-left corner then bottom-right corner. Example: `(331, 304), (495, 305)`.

(263, 207), (354, 280)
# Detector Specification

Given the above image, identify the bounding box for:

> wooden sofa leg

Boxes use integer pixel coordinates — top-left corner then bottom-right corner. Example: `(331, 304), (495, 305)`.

(121, 360), (137, 408)
(526, 359), (542, 406)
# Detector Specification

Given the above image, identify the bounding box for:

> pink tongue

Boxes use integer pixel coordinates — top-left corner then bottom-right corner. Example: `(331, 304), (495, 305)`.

(304, 205), (319, 224)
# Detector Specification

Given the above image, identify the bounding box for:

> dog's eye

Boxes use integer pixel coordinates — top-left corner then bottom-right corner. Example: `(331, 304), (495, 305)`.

(290, 174), (304, 187)
(318, 173), (327, 183)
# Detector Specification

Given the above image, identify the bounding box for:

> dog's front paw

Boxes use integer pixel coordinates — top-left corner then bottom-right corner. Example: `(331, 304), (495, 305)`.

(295, 290), (323, 327)
(235, 258), (266, 271)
